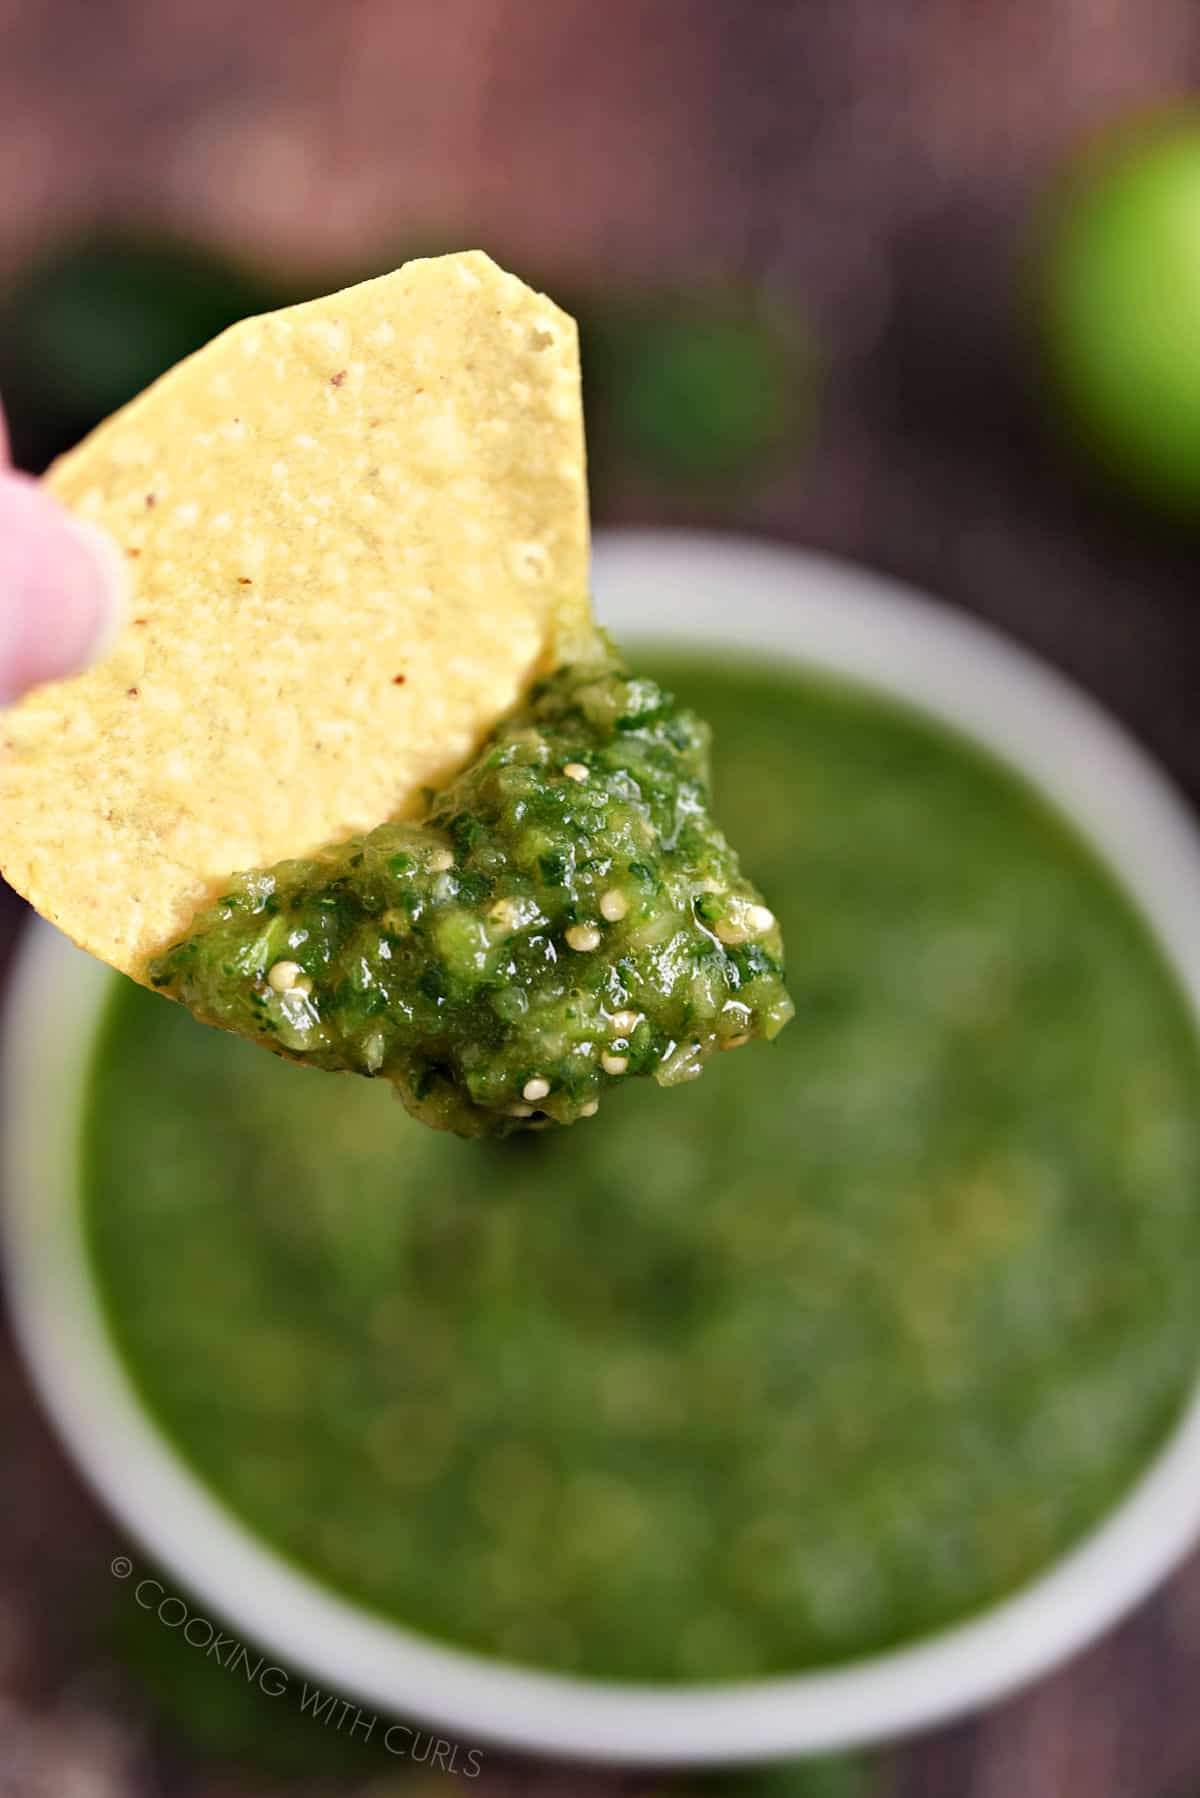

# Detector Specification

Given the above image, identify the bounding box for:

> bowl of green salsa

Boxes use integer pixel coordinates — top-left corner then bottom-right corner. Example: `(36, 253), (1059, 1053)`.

(8, 530), (1200, 1766)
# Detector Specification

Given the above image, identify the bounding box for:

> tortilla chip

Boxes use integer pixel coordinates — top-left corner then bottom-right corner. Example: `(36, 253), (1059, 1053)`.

(0, 251), (590, 977)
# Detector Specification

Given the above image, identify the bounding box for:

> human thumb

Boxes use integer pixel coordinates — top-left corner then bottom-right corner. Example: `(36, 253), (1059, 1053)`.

(0, 471), (126, 703)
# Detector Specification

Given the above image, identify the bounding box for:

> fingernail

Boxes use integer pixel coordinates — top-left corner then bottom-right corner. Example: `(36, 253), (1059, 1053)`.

(0, 476), (127, 703)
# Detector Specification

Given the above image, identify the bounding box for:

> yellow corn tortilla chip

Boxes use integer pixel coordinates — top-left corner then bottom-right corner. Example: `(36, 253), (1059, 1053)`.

(0, 251), (590, 978)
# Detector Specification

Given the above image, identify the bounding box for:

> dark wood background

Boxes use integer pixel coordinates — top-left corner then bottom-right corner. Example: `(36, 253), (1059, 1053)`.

(3, 3), (1200, 1793)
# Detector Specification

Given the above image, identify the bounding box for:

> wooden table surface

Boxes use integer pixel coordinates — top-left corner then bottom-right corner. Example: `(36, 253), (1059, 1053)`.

(3, 4), (1200, 1793)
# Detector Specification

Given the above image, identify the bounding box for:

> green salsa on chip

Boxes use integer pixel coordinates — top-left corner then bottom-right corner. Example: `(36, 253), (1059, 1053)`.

(148, 636), (792, 1135)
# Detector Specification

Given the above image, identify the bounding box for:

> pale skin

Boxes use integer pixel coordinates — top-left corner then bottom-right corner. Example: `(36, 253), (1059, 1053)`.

(0, 404), (123, 703)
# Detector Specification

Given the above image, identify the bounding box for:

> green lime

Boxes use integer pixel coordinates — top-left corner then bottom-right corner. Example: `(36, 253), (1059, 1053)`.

(1042, 114), (1200, 510)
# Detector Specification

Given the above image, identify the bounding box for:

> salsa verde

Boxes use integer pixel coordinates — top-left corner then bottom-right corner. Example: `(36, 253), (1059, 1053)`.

(148, 637), (791, 1135)
(86, 656), (1200, 1682)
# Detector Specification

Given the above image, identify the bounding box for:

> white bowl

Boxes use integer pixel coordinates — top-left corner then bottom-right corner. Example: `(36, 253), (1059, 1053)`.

(8, 529), (1200, 1768)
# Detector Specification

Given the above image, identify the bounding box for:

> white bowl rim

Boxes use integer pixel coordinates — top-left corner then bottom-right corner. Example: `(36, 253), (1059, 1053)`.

(7, 526), (1200, 1768)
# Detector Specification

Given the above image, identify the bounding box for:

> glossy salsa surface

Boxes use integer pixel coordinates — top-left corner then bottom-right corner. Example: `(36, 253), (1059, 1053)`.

(85, 654), (1200, 1681)
(148, 637), (791, 1136)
